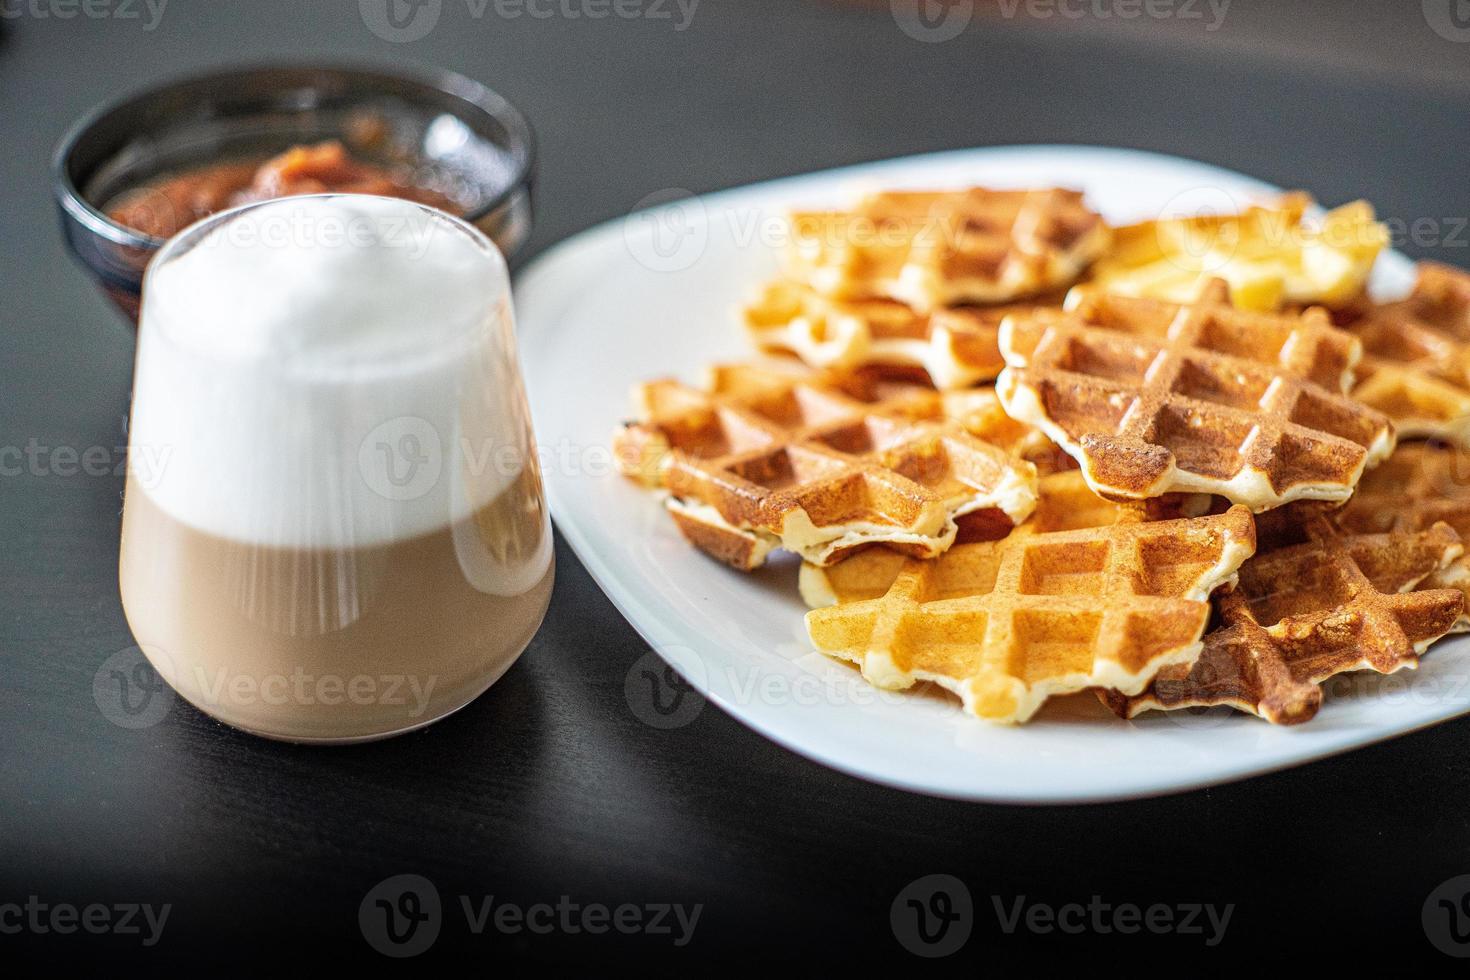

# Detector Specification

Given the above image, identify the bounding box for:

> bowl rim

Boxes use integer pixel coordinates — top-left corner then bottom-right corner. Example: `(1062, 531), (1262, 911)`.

(51, 59), (537, 252)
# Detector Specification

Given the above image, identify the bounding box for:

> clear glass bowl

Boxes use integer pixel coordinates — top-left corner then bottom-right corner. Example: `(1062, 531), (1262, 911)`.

(53, 62), (535, 322)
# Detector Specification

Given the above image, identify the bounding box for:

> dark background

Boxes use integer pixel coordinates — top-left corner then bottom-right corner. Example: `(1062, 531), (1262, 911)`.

(4, 0), (1470, 970)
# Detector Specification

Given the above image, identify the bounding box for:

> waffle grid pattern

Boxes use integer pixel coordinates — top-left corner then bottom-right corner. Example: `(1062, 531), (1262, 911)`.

(614, 364), (1037, 568)
(1350, 263), (1470, 444)
(1107, 519), (1465, 724)
(999, 279), (1393, 509)
(1339, 442), (1470, 630)
(805, 505), (1254, 723)
(786, 187), (1108, 311)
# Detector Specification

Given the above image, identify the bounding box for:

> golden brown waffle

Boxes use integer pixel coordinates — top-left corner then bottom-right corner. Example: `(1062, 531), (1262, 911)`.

(782, 367), (1067, 474)
(1088, 195), (1386, 312)
(1104, 517), (1464, 725)
(742, 279), (1038, 389)
(1348, 264), (1470, 444)
(997, 279), (1395, 510)
(1337, 441), (1470, 631)
(1350, 359), (1470, 445)
(803, 478), (1255, 724)
(613, 363), (1038, 570)
(801, 469), (1210, 606)
(784, 188), (1109, 312)
(938, 387), (1076, 477)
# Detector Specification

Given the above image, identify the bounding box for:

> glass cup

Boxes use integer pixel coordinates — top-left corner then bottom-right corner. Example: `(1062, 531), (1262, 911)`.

(118, 194), (554, 743)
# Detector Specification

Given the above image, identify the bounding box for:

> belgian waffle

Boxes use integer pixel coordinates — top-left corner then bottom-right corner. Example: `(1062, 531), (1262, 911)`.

(997, 279), (1395, 509)
(1088, 194), (1387, 311)
(1337, 441), (1470, 631)
(801, 469), (1212, 606)
(783, 187), (1109, 312)
(742, 278), (1045, 389)
(1104, 517), (1464, 725)
(1351, 360), (1470, 445)
(938, 387), (1077, 477)
(803, 470), (1254, 723)
(613, 363), (1038, 570)
(1348, 263), (1470, 444)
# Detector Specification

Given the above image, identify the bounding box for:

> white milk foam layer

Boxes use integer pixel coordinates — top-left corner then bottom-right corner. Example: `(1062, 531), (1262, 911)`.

(131, 195), (534, 549)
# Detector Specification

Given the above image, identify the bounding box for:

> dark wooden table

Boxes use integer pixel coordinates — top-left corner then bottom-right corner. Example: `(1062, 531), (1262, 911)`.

(4, 1), (1470, 969)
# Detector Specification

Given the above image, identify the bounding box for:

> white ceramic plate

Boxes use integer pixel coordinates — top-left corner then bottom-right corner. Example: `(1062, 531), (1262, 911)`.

(515, 145), (1470, 803)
